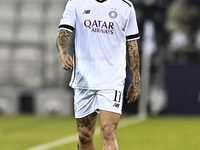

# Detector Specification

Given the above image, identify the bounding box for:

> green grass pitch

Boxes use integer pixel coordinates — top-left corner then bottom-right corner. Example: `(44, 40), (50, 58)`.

(0, 115), (200, 150)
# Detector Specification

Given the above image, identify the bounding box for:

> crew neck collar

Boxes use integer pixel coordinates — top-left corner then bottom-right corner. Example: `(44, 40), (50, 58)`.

(96, 0), (107, 3)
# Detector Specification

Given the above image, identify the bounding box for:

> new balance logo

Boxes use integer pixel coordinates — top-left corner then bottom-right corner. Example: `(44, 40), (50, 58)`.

(83, 10), (91, 14)
(113, 103), (120, 108)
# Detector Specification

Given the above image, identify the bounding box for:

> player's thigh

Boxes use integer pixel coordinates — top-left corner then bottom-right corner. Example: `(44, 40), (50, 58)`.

(74, 89), (98, 118)
(76, 112), (98, 137)
(99, 110), (120, 133)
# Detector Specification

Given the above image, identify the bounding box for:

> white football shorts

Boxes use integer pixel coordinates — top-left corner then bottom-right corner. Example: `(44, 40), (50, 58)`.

(74, 89), (124, 118)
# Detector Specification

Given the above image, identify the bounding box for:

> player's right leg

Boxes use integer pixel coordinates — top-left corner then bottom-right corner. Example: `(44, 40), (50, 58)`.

(74, 89), (99, 150)
(76, 112), (98, 150)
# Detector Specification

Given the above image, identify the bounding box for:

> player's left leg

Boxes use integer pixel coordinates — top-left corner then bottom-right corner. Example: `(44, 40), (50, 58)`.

(76, 112), (98, 150)
(99, 110), (120, 150)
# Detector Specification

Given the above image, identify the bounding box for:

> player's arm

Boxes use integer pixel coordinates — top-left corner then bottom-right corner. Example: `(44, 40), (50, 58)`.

(56, 29), (73, 71)
(126, 40), (141, 103)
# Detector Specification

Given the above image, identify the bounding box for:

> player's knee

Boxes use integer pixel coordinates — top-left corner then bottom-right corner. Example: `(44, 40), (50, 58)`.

(78, 131), (92, 145)
(101, 126), (116, 141)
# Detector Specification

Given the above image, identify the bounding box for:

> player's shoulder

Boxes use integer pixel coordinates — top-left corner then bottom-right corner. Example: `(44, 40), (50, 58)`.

(67, 0), (84, 8)
(68, 0), (77, 3)
(69, 0), (88, 5)
(67, 0), (80, 4)
(118, 0), (133, 8)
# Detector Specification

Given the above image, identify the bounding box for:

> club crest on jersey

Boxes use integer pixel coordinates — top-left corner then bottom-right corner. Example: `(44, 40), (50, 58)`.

(108, 9), (117, 19)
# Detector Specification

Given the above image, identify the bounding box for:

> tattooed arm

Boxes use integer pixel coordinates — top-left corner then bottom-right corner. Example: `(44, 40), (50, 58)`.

(56, 29), (73, 71)
(126, 40), (141, 103)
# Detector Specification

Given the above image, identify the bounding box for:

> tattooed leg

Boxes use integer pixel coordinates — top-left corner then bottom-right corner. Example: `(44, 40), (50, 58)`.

(76, 117), (91, 127)
(76, 113), (98, 150)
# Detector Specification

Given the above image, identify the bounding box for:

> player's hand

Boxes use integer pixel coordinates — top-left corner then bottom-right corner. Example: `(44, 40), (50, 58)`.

(60, 52), (73, 71)
(126, 83), (141, 103)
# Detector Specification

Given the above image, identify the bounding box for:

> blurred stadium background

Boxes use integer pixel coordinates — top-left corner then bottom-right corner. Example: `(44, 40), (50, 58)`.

(0, 0), (200, 149)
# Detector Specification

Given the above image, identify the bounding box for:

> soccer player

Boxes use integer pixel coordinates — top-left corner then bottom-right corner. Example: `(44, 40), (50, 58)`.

(56, 0), (141, 149)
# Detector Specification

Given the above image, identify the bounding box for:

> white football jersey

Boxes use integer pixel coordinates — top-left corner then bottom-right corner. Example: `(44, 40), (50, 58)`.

(58, 0), (140, 90)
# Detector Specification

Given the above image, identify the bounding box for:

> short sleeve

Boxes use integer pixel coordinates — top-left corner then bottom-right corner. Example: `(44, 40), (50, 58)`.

(58, 0), (76, 32)
(125, 5), (140, 41)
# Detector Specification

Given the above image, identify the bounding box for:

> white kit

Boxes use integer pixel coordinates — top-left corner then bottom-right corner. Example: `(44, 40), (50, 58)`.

(58, 0), (140, 90)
